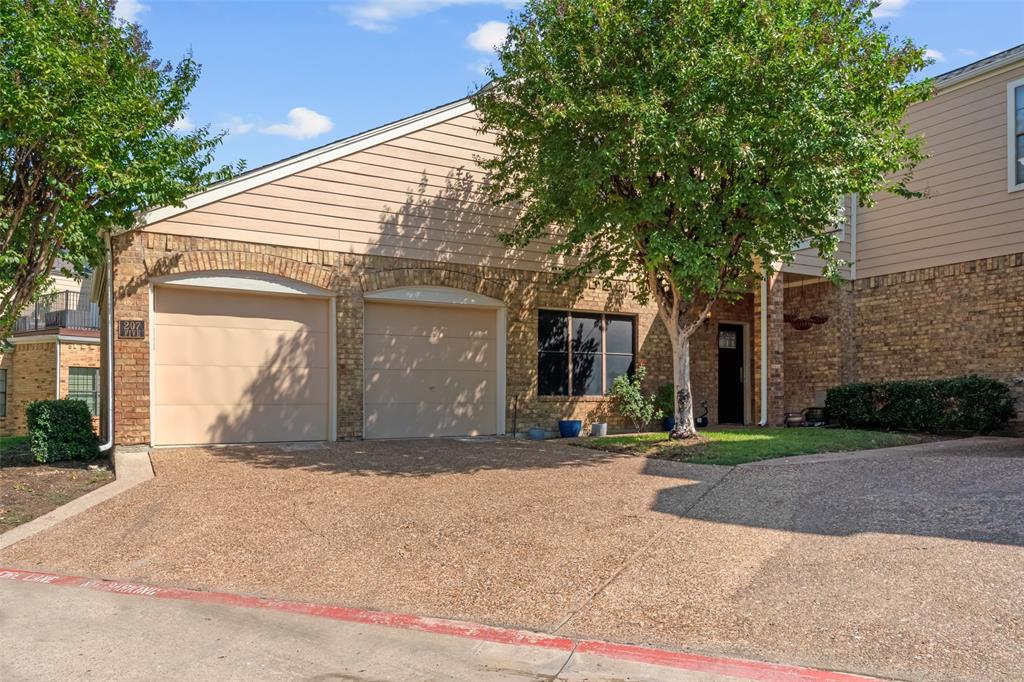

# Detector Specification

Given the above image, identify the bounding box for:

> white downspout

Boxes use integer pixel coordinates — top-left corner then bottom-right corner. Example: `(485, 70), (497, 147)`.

(849, 193), (858, 280)
(758, 276), (769, 427)
(55, 338), (61, 399)
(98, 232), (114, 453)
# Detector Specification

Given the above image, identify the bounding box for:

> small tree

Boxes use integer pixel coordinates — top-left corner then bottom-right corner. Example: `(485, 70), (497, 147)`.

(476, 0), (929, 438)
(609, 363), (662, 432)
(0, 0), (235, 338)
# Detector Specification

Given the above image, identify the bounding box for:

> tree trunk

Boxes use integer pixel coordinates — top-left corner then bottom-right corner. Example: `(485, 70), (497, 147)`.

(668, 326), (697, 439)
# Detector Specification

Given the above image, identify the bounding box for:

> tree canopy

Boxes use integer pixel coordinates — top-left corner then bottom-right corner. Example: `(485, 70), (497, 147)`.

(475, 0), (930, 435)
(0, 0), (234, 338)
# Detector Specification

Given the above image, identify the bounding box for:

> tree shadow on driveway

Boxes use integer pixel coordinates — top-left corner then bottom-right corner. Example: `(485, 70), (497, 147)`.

(201, 437), (636, 478)
(648, 438), (1024, 547)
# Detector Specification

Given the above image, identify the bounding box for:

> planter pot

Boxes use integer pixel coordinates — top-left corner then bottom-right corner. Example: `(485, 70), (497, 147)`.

(664, 416), (676, 432)
(558, 419), (582, 438)
(527, 427), (546, 441)
(590, 422), (608, 437)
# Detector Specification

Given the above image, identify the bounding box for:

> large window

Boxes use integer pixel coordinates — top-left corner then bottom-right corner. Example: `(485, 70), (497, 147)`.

(537, 311), (635, 396)
(68, 367), (100, 417)
(1011, 80), (1024, 190)
(0, 368), (6, 418)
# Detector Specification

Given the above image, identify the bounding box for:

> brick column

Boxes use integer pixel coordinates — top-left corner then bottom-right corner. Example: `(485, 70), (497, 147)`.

(111, 232), (151, 445)
(753, 271), (785, 425)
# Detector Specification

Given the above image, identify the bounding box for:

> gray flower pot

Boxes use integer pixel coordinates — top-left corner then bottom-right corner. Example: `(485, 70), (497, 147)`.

(590, 422), (608, 437)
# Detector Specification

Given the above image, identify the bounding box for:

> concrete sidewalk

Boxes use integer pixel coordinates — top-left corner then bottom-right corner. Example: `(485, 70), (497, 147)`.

(0, 572), (877, 682)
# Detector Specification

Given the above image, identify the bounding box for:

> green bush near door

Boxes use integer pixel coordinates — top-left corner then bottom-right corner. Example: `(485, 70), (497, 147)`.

(25, 399), (98, 463)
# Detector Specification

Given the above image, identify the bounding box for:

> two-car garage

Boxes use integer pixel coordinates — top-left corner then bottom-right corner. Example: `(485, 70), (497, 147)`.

(149, 279), (504, 445)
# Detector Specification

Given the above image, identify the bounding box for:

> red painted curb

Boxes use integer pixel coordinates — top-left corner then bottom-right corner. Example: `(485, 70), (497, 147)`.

(0, 567), (880, 682)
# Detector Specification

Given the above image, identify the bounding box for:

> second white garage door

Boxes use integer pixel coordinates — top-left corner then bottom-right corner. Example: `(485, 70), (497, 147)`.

(152, 285), (331, 446)
(363, 302), (498, 438)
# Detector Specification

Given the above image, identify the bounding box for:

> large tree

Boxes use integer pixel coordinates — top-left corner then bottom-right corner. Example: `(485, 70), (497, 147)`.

(0, 0), (233, 338)
(475, 0), (930, 437)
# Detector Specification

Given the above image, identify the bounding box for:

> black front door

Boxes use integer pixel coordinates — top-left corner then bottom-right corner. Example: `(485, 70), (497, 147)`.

(717, 324), (744, 424)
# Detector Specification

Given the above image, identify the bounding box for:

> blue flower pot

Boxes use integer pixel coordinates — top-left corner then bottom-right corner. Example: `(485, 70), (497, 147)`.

(664, 416), (676, 432)
(558, 419), (582, 438)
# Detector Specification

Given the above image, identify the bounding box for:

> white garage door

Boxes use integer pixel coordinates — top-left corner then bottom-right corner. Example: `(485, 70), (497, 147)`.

(152, 285), (330, 446)
(364, 302), (498, 439)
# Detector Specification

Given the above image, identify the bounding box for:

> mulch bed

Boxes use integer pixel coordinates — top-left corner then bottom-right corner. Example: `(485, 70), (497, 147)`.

(1, 457), (113, 533)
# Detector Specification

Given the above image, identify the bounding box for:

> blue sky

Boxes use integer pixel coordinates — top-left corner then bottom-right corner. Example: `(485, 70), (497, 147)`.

(120, 0), (1024, 171)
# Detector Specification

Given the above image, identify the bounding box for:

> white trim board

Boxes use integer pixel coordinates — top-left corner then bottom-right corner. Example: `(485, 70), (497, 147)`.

(364, 285), (504, 308)
(151, 272), (335, 298)
(1008, 77), (1024, 194)
(141, 98), (476, 226)
(9, 334), (100, 345)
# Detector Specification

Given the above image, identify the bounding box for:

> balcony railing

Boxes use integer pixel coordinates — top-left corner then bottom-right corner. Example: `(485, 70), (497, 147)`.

(13, 291), (100, 333)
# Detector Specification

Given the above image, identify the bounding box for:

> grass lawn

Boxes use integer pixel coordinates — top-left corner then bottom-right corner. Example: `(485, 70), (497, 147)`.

(1, 435), (30, 455)
(574, 427), (924, 465)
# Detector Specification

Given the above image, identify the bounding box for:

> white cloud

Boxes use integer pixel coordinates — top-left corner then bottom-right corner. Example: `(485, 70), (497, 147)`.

(260, 107), (334, 140)
(957, 48), (977, 58)
(873, 0), (908, 18)
(334, 0), (520, 32)
(924, 49), (946, 63)
(220, 115), (256, 135)
(171, 115), (194, 133)
(114, 0), (149, 22)
(467, 20), (508, 53)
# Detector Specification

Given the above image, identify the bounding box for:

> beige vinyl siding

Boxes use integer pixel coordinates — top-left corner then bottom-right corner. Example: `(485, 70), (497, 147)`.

(145, 112), (565, 272)
(855, 62), (1024, 279)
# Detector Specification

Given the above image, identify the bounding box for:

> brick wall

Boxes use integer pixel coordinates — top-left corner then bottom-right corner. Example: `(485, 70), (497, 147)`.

(783, 281), (842, 413)
(850, 252), (1024, 426)
(1, 342), (56, 436)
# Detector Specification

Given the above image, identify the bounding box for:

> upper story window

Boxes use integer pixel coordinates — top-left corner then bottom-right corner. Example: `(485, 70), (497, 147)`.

(1011, 79), (1024, 192)
(537, 310), (635, 397)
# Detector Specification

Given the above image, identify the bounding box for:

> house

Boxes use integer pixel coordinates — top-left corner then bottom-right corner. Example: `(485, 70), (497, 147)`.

(96, 45), (1024, 447)
(0, 264), (102, 437)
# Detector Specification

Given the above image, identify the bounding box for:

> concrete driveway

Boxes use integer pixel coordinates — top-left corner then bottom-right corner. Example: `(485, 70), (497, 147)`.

(1, 436), (1022, 681)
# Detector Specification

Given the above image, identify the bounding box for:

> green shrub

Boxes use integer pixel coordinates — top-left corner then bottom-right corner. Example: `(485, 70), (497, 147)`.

(25, 399), (98, 463)
(826, 375), (1016, 434)
(610, 363), (663, 432)
(654, 383), (675, 417)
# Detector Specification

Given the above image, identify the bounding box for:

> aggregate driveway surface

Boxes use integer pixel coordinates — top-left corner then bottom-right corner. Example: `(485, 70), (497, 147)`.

(2, 436), (1022, 681)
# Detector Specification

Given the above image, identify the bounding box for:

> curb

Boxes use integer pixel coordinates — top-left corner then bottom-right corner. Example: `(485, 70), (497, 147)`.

(0, 567), (880, 682)
(0, 449), (153, 550)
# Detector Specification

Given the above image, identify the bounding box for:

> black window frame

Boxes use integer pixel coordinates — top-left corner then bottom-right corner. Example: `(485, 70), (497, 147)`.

(67, 366), (100, 417)
(0, 368), (6, 418)
(536, 310), (636, 397)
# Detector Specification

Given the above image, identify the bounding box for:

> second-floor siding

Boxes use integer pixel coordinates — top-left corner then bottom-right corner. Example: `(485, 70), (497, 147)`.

(855, 56), (1024, 279)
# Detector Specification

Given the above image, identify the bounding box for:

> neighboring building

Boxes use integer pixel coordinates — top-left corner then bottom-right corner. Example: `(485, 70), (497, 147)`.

(0, 266), (102, 436)
(99, 45), (1023, 447)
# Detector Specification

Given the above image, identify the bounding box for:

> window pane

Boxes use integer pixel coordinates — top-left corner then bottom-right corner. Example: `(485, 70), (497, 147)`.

(571, 314), (602, 354)
(1018, 135), (1024, 185)
(1016, 85), (1024, 112)
(1017, 107), (1024, 134)
(538, 310), (568, 352)
(605, 316), (635, 354)
(572, 352), (602, 396)
(606, 355), (635, 390)
(538, 352), (568, 396)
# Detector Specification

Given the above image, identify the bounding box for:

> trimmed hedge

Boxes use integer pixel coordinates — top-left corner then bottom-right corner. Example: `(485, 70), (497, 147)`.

(826, 375), (1017, 434)
(26, 399), (99, 463)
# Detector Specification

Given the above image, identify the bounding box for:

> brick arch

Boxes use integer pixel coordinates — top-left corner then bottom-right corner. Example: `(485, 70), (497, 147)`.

(143, 250), (338, 292)
(359, 267), (508, 303)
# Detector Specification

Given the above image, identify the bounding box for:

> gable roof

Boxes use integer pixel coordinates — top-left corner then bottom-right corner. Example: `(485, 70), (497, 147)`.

(934, 42), (1024, 90)
(142, 96), (475, 226)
